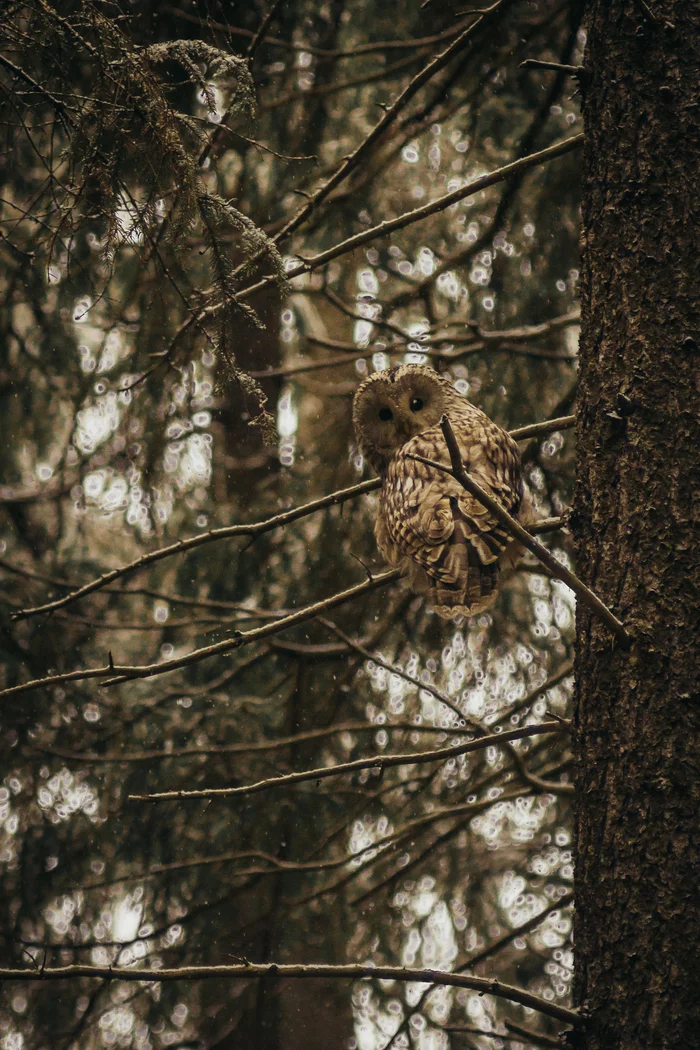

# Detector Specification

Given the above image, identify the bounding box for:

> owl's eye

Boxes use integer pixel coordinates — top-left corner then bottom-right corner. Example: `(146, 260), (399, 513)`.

(378, 407), (393, 422)
(409, 397), (424, 412)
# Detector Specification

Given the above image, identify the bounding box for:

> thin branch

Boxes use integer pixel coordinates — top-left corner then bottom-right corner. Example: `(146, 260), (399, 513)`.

(0, 572), (400, 700)
(2, 515), (566, 702)
(12, 415), (573, 622)
(127, 721), (565, 803)
(630, 0), (667, 27)
(528, 515), (567, 536)
(467, 310), (580, 343)
(267, 0), (517, 248)
(416, 417), (630, 647)
(248, 350), (374, 379)
(444, 1025), (559, 1048)
(520, 59), (584, 75)
(239, 134), (584, 299)
(246, 0), (285, 61)
(31, 719), (479, 764)
(462, 890), (574, 971)
(303, 333), (575, 362)
(319, 618), (474, 725)
(261, 52), (428, 111)
(442, 1026), (525, 1044)
(505, 1020), (565, 1048)
(252, 339), (575, 378)
(163, 5), (472, 59)
(2, 412), (576, 703)
(146, 849), (346, 879)
(382, 888), (574, 1050)
(218, 128), (316, 162)
(0, 962), (580, 1024)
(508, 414), (575, 442)
(273, 788), (532, 914)
(12, 479), (381, 620)
(493, 662), (574, 729)
(0, 53), (74, 129)
(504, 739), (574, 797)
(94, 781), (510, 893)
(0, 477), (77, 504)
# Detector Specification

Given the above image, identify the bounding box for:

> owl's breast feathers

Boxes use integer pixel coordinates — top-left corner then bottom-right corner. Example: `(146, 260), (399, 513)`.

(377, 415), (529, 618)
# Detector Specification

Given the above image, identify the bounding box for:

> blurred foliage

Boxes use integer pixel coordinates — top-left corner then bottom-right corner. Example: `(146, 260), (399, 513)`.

(0, 1), (582, 1048)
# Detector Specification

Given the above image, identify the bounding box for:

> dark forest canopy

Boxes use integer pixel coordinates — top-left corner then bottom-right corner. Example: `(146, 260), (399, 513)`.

(0, 1), (651, 1048)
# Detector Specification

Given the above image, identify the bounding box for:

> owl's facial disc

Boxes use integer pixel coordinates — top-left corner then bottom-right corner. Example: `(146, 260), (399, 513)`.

(371, 375), (443, 436)
(353, 366), (450, 473)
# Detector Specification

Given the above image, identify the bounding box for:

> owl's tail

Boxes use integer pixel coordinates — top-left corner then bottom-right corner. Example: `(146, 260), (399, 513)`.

(429, 539), (501, 619)
(428, 486), (535, 618)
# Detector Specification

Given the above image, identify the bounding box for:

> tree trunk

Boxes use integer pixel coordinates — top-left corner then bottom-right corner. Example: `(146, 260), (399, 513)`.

(574, 4), (700, 1049)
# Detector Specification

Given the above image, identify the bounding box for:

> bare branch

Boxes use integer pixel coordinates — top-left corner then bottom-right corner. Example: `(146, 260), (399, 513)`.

(505, 740), (574, 797)
(0, 572), (400, 700)
(268, 0), (519, 248)
(319, 617), (474, 724)
(127, 721), (566, 803)
(163, 4), (472, 59)
(0, 962), (579, 1024)
(520, 58), (584, 76)
(508, 415), (575, 441)
(261, 53), (428, 111)
(418, 417), (630, 647)
(0, 53), (75, 129)
(11, 479), (380, 621)
(246, 0), (285, 62)
(12, 417), (573, 622)
(505, 1020), (565, 1047)
(491, 661), (574, 731)
(240, 134), (583, 299)
(386, 891), (575, 1049)
(31, 719), (479, 765)
(1, 503), (567, 701)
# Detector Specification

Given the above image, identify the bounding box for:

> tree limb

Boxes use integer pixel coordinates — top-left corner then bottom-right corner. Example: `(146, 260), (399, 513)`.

(127, 720), (566, 803)
(407, 417), (631, 647)
(0, 572), (400, 700)
(12, 417), (573, 621)
(0, 962), (580, 1025)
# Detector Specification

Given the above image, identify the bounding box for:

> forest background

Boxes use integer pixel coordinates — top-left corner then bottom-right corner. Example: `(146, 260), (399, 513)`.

(2, 2), (692, 1050)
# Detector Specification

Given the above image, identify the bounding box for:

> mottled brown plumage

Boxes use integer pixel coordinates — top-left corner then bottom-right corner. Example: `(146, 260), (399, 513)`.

(352, 364), (532, 618)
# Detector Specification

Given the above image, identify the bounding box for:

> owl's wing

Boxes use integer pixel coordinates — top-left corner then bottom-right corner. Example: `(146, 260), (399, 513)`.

(380, 417), (523, 614)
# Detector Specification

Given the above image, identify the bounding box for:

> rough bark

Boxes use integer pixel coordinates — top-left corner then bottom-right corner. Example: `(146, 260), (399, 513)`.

(574, 4), (700, 1049)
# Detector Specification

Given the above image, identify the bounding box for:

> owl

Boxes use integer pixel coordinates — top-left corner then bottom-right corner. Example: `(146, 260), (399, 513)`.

(352, 364), (532, 618)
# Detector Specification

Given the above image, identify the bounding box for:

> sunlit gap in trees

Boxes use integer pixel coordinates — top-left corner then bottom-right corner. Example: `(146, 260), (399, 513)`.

(60, 281), (217, 535)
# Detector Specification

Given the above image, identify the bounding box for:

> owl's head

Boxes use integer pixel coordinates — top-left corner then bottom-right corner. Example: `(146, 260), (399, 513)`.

(352, 364), (455, 474)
